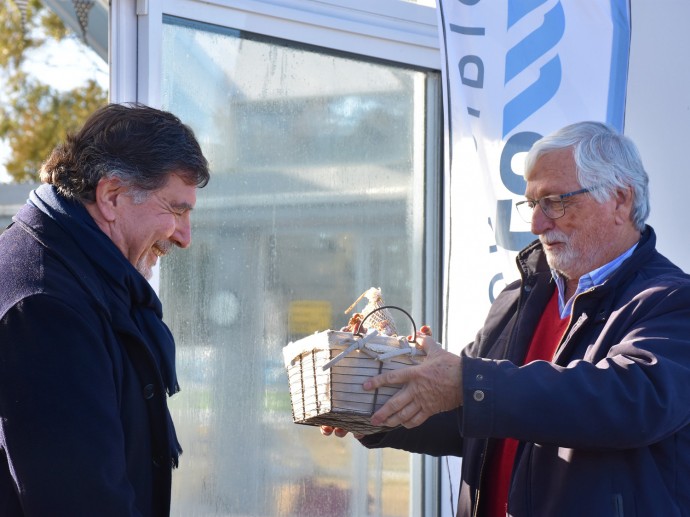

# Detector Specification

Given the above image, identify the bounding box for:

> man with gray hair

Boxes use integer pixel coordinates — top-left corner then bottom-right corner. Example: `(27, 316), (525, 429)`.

(324, 121), (690, 515)
(0, 103), (210, 515)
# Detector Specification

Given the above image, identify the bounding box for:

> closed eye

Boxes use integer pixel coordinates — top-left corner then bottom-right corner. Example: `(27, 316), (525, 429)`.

(169, 202), (193, 217)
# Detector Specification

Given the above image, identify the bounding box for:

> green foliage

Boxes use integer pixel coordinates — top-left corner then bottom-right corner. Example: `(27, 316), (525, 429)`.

(0, 0), (42, 70)
(0, 0), (107, 182)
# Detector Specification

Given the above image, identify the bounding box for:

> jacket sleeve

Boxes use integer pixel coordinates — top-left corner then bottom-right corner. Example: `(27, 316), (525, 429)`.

(461, 278), (690, 450)
(0, 294), (142, 516)
(359, 409), (464, 457)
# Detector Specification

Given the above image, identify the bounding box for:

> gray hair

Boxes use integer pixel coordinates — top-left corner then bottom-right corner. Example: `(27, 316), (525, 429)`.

(524, 121), (650, 231)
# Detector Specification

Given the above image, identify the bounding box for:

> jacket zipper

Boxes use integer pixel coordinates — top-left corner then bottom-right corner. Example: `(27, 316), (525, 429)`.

(472, 440), (488, 517)
(472, 280), (532, 516)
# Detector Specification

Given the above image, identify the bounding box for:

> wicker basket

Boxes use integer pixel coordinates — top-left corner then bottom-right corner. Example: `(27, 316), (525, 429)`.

(283, 308), (425, 435)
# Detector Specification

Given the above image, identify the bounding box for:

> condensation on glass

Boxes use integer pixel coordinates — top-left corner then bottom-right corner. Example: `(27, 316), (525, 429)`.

(160, 16), (440, 517)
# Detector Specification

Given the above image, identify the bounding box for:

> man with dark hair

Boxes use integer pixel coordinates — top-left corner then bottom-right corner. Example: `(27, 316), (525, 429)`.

(0, 103), (210, 515)
(324, 121), (690, 515)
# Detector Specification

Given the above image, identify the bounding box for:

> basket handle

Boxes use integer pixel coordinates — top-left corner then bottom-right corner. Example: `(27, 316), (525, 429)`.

(356, 305), (417, 343)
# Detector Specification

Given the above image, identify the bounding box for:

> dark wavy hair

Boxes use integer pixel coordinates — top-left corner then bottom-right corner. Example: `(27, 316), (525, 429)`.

(40, 102), (210, 203)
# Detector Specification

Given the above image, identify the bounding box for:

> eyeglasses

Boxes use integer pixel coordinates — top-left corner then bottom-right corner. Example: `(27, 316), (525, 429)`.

(515, 187), (593, 222)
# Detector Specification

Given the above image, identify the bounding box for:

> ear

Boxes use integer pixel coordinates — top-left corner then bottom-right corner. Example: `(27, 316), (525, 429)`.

(94, 177), (125, 222)
(613, 186), (634, 225)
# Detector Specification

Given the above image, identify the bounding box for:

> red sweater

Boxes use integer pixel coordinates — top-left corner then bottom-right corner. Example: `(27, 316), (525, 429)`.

(486, 291), (569, 517)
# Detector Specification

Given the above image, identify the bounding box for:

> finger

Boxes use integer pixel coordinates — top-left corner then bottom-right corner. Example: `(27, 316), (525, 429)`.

(371, 404), (397, 428)
(370, 389), (413, 427)
(320, 425), (334, 436)
(363, 367), (413, 391)
(334, 427), (349, 438)
(401, 408), (427, 429)
(408, 325), (432, 341)
(414, 334), (442, 353)
(373, 396), (422, 429)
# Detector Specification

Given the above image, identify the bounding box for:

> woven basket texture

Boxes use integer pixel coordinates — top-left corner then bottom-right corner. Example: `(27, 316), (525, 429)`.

(283, 330), (424, 435)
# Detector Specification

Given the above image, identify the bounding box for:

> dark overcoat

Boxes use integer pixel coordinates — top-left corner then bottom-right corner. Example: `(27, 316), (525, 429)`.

(0, 202), (175, 516)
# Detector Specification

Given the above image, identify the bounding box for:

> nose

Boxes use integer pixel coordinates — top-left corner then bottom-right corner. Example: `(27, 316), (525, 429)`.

(172, 213), (192, 248)
(530, 204), (555, 235)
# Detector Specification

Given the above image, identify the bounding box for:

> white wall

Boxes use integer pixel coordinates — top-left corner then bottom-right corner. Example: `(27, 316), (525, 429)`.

(626, 0), (690, 272)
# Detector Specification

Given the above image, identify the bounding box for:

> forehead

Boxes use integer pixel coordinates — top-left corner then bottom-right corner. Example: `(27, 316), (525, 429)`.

(525, 148), (579, 196)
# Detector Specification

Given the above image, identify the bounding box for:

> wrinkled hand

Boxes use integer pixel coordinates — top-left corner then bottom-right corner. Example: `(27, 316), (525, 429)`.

(365, 326), (463, 429)
(320, 425), (364, 440)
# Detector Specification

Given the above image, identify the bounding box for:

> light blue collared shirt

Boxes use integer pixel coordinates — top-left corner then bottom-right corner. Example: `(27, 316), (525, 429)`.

(552, 243), (638, 318)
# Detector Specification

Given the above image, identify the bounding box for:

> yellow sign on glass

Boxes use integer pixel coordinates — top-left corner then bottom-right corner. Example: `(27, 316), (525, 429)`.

(288, 300), (332, 335)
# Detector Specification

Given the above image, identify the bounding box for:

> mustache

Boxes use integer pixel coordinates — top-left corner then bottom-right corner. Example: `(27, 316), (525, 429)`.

(154, 240), (174, 256)
(540, 230), (569, 246)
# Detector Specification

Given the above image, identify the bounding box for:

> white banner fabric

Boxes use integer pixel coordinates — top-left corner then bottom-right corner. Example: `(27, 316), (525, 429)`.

(437, 0), (631, 352)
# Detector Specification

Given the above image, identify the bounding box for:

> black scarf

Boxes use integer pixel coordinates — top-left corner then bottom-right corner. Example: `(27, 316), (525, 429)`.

(25, 183), (182, 464)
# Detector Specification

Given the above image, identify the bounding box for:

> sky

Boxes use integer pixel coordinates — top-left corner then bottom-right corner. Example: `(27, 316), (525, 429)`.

(0, 34), (108, 183)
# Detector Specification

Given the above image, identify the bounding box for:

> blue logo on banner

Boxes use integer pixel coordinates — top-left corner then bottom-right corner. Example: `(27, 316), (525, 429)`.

(492, 1), (566, 253)
(503, 1), (565, 137)
(439, 0), (630, 303)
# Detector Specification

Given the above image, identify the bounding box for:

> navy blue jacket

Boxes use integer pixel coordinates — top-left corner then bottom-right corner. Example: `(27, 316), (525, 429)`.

(363, 227), (690, 516)
(0, 200), (176, 516)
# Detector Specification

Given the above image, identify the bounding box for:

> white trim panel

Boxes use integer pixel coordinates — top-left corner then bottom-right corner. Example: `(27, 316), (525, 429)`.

(154, 0), (440, 69)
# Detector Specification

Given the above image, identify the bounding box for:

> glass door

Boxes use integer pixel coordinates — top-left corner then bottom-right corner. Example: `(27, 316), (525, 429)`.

(143, 3), (443, 515)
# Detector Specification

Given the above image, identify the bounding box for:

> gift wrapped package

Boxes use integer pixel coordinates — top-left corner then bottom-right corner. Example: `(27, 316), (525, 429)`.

(283, 328), (425, 435)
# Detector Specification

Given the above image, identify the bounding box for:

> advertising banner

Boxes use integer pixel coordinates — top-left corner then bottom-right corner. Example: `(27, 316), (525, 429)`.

(437, 0), (631, 349)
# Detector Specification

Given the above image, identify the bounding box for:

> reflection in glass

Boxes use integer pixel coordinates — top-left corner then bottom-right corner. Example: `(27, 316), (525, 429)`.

(160, 16), (440, 517)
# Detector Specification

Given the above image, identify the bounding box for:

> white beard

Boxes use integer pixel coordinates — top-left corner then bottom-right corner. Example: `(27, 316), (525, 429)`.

(540, 227), (605, 280)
